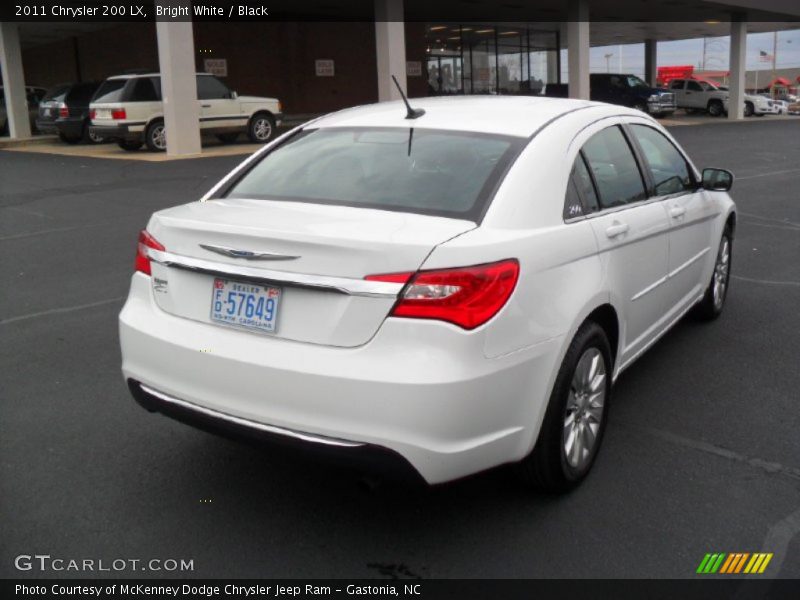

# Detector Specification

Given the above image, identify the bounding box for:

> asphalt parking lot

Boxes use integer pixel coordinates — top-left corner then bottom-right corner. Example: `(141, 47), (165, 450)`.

(1, 118), (798, 580)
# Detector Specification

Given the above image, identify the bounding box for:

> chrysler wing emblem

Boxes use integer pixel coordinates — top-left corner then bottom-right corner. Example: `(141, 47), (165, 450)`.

(199, 244), (300, 261)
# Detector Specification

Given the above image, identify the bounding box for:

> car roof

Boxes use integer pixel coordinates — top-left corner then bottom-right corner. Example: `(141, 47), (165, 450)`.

(310, 96), (628, 139)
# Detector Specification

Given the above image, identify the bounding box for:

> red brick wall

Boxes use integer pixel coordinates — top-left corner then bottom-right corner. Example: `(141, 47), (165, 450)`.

(20, 22), (424, 114)
(193, 21), (379, 114)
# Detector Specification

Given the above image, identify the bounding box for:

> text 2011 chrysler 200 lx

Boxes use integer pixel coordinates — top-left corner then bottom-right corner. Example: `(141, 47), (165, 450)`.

(119, 96), (736, 492)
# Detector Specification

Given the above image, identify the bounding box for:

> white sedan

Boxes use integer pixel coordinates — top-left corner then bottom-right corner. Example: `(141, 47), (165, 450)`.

(119, 96), (736, 491)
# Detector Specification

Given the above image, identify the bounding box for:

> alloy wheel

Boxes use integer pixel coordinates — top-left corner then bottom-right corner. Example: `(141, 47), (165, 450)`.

(713, 236), (730, 310)
(563, 347), (606, 470)
(151, 124), (166, 150)
(253, 118), (272, 141)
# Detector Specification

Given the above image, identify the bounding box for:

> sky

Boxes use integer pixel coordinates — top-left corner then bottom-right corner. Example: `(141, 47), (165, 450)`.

(563, 28), (800, 78)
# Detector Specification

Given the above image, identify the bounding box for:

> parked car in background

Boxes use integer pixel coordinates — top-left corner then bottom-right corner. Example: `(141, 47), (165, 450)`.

(769, 98), (789, 115)
(590, 73), (676, 117)
(0, 86), (47, 135)
(36, 81), (103, 144)
(89, 72), (283, 152)
(670, 78), (776, 116)
(668, 78), (728, 116)
(788, 101), (800, 115)
(120, 96), (736, 491)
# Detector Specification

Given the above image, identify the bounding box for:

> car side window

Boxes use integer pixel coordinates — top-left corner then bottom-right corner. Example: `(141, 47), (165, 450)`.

(196, 76), (231, 100)
(687, 81), (703, 92)
(580, 126), (647, 209)
(129, 77), (160, 102)
(669, 79), (684, 90)
(563, 153), (601, 220)
(629, 125), (694, 196)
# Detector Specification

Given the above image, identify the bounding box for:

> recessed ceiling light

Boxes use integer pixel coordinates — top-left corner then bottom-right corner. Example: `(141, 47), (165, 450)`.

(429, 25), (447, 31)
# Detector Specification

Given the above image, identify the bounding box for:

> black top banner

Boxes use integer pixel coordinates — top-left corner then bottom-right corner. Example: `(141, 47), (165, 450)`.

(3, 0), (800, 23)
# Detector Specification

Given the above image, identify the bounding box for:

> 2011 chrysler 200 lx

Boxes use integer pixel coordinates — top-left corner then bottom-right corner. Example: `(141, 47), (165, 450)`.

(119, 96), (736, 492)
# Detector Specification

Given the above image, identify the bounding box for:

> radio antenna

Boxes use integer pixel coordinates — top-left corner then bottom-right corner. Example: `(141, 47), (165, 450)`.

(392, 75), (425, 119)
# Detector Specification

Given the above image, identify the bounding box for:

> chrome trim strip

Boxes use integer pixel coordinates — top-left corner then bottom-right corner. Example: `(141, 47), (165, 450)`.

(139, 384), (365, 448)
(199, 243), (300, 261)
(631, 275), (669, 302)
(631, 246), (709, 302)
(146, 248), (403, 298)
(668, 246), (710, 279)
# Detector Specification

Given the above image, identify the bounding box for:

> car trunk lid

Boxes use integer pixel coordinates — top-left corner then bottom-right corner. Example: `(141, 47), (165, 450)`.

(145, 198), (475, 347)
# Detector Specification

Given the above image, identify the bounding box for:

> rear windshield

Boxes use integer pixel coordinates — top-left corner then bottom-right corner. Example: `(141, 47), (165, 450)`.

(224, 127), (523, 221)
(92, 79), (127, 103)
(43, 85), (70, 103)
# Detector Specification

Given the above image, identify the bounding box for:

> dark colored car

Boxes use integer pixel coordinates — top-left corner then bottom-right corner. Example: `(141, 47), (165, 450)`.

(590, 73), (676, 117)
(36, 82), (103, 144)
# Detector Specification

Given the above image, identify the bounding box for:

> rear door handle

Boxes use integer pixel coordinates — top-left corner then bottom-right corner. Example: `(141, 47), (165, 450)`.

(605, 222), (630, 238)
(669, 206), (686, 219)
(201, 104), (211, 108)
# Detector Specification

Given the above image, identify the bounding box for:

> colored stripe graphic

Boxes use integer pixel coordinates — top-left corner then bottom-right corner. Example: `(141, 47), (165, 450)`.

(719, 554), (736, 574)
(697, 554), (713, 574)
(758, 554), (773, 573)
(700, 553), (774, 575)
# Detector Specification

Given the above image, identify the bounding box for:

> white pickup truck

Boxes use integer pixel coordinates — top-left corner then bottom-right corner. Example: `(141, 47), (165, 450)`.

(89, 73), (283, 151)
(667, 78), (777, 117)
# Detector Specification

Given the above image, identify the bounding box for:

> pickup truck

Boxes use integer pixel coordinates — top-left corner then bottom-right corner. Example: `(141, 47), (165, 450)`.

(589, 73), (676, 117)
(667, 78), (776, 117)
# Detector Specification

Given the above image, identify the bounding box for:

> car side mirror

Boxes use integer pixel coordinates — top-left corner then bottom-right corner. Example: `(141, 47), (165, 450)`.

(230, 91), (238, 99)
(701, 168), (734, 192)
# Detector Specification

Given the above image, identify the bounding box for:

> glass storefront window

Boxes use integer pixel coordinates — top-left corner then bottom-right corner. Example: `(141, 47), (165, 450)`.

(424, 24), (558, 97)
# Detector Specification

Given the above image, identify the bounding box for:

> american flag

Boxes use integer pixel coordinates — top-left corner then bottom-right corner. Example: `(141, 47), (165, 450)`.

(759, 50), (773, 63)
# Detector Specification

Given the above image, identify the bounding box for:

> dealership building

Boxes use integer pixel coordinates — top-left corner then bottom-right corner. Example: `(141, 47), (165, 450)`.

(1, 0), (799, 155)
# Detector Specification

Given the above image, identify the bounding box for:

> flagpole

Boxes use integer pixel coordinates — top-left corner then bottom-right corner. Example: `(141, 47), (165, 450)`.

(772, 31), (777, 97)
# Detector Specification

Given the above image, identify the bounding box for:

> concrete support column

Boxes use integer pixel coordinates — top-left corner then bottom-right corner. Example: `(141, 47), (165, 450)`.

(644, 39), (658, 87)
(567, 0), (590, 100)
(374, 0), (406, 102)
(546, 50), (559, 85)
(728, 16), (747, 121)
(156, 11), (201, 156)
(0, 23), (32, 138)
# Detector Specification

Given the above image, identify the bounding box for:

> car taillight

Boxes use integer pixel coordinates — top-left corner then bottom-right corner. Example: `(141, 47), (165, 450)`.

(58, 103), (69, 118)
(366, 259), (519, 330)
(135, 230), (165, 276)
(89, 109), (96, 119)
(111, 108), (126, 120)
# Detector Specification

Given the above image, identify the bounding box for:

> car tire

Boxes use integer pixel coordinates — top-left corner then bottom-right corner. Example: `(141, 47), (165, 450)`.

(117, 139), (143, 151)
(145, 120), (167, 152)
(82, 121), (104, 144)
(694, 226), (733, 321)
(247, 112), (276, 143)
(515, 321), (612, 493)
(707, 100), (723, 117)
(744, 102), (754, 117)
(58, 131), (82, 145)
(216, 132), (239, 144)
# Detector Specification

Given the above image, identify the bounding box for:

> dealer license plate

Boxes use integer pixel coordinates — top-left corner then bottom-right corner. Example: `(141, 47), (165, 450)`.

(210, 278), (281, 333)
(94, 108), (111, 119)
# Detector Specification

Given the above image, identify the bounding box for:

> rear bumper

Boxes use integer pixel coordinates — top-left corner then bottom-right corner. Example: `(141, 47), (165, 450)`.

(35, 119), (59, 134)
(90, 122), (143, 141)
(128, 379), (423, 482)
(119, 273), (562, 484)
